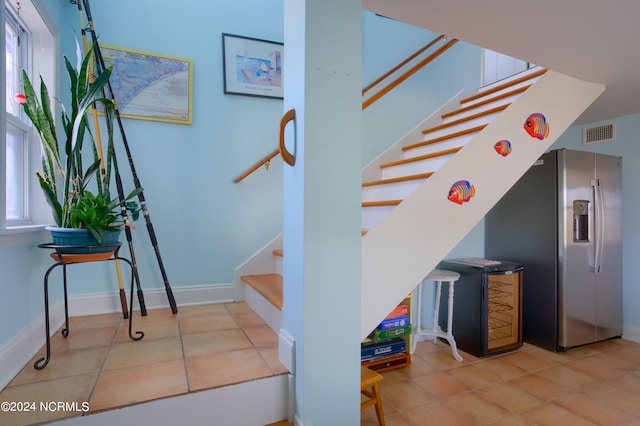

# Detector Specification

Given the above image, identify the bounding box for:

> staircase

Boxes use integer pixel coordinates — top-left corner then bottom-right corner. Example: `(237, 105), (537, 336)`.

(236, 66), (604, 341)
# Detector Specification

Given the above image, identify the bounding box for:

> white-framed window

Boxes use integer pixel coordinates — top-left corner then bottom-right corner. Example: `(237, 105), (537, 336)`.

(5, 6), (29, 224)
(2, 0), (58, 235)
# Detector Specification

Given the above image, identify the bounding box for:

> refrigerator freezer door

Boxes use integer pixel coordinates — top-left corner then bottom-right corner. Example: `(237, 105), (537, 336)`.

(559, 150), (597, 348)
(594, 153), (623, 341)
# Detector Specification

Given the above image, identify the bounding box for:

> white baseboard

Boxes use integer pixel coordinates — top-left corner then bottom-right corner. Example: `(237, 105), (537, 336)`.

(0, 302), (65, 391)
(0, 283), (235, 391)
(623, 324), (640, 343)
(68, 282), (235, 316)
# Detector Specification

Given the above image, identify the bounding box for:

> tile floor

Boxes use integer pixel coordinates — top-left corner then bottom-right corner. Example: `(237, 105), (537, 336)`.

(362, 337), (640, 425)
(0, 302), (288, 426)
(1, 302), (639, 425)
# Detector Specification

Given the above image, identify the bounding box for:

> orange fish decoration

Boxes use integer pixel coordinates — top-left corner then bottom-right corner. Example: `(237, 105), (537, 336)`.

(494, 140), (512, 157)
(448, 180), (476, 205)
(524, 113), (550, 140)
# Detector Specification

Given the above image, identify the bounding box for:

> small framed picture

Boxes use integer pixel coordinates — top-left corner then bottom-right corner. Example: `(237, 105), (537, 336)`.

(222, 33), (283, 99)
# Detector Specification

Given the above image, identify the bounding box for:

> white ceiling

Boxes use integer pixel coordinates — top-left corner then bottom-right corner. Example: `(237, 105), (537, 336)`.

(362, 0), (640, 125)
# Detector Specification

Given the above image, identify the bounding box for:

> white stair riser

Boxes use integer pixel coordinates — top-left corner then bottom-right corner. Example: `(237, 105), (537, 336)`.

(362, 178), (427, 202)
(381, 153), (455, 179)
(275, 254), (283, 275)
(421, 111), (502, 140)
(362, 204), (396, 230)
(464, 77), (542, 108)
(403, 133), (477, 158)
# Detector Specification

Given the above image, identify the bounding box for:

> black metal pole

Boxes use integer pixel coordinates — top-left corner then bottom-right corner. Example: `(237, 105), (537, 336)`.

(82, 0), (178, 314)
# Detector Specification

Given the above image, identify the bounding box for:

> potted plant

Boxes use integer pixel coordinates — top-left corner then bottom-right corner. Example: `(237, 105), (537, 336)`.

(16, 43), (140, 252)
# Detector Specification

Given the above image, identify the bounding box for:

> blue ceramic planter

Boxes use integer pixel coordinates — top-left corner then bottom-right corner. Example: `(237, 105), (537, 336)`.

(46, 227), (121, 254)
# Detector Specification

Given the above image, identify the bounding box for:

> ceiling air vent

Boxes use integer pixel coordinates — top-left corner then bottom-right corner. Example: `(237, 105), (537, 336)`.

(583, 122), (616, 145)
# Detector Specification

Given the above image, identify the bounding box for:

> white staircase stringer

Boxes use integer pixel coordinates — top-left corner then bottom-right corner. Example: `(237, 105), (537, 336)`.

(361, 70), (605, 339)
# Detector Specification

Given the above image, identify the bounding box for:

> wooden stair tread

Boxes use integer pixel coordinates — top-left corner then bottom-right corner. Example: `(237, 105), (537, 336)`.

(363, 172), (433, 188)
(380, 146), (462, 169)
(442, 85), (530, 120)
(403, 125), (486, 152)
(241, 273), (283, 310)
(460, 68), (547, 105)
(422, 104), (509, 135)
(362, 199), (402, 207)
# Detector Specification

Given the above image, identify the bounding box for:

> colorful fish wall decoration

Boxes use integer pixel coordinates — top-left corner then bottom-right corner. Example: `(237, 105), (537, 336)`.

(448, 180), (476, 205)
(494, 140), (512, 157)
(524, 113), (550, 140)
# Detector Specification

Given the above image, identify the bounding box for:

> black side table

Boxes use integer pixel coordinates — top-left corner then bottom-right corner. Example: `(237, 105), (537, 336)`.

(35, 242), (144, 369)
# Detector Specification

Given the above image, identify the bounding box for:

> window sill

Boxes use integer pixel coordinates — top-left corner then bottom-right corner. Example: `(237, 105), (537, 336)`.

(0, 225), (50, 249)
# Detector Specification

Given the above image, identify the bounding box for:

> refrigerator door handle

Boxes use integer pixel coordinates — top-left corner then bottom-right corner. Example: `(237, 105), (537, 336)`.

(591, 178), (604, 273)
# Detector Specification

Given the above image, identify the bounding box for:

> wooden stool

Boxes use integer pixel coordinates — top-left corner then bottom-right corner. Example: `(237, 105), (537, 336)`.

(361, 365), (385, 426)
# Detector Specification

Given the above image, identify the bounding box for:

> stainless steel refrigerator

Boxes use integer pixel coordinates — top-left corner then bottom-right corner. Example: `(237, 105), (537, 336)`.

(486, 149), (622, 351)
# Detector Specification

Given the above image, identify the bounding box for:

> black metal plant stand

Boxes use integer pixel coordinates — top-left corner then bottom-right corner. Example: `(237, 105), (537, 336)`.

(34, 242), (144, 370)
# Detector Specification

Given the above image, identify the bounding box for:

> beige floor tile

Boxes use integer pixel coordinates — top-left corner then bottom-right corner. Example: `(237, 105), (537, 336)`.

(258, 347), (289, 374)
(477, 382), (545, 412)
(379, 380), (435, 412)
(414, 347), (470, 371)
(536, 364), (597, 390)
(397, 356), (439, 379)
(0, 373), (96, 426)
(89, 360), (188, 412)
(133, 307), (178, 323)
(10, 346), (108, 386)
(113, 317), (179, 342)
(185, 348), (273, 391)
(444, 392), (511, 424)
(608, 371), (640, 394)
(49, 326), (115, 353)
(178, 303), (228, 317)
(523, 346), (571, 364)
(473, 356), (529, 381)
(509, 373), (573, 402)
(520, 402), (598, 425)
(413, 371), (470, 399)
(102, 336), (183, 370)
(403, 400), (474, 426)
(243, 324), (278, 348)
(447, 364), (502, 390)
(583, 382), (640, 416)
(178, 311), (239, 335)
(554, 391), (634, 425)
(498, 349), (558, 372)
(182, 328), (253, 358)
(67, 313), (122, 330)
(229, 309), (266, 328)
(563, 357), (626, 381)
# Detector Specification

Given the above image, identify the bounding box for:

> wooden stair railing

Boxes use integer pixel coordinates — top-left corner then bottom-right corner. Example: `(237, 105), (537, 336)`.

(234, 149), (280, 183)
(362, 36), (459, 110)
(362, 34), (446, 96)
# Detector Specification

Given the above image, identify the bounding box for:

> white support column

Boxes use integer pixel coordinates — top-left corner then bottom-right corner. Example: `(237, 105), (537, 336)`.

(281, 0), (362, 424)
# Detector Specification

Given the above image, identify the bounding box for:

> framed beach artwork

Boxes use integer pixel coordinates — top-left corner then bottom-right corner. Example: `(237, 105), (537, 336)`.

(100, 45), (193, 124)
(222, 33), (283, 99)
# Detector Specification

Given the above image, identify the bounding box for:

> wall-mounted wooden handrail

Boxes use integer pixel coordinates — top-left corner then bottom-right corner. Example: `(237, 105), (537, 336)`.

(279, 108), (296, 166)
(233, 148), (280, 183)
(362, 37), (459, 110)
(362, 34), (445, 96)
